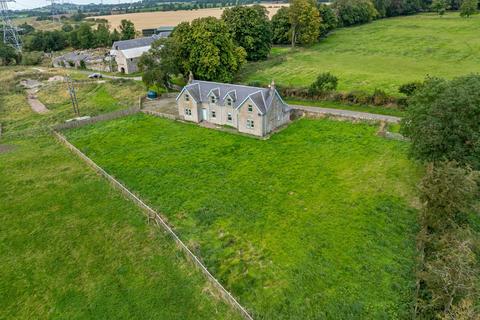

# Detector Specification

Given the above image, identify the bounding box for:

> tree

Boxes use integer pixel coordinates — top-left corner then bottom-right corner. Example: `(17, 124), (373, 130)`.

(419, 162), (479, 232)
(431, 0), (448, 15)
(271, 7), (291, 44)
(0, 42), (18, 65)
(221, 5), (272, 61)
(95, 23), (111, 47)
(76, 23), (95, 49)
(401, 75), (480, 169)
(61, 23), (73, 32)
(317, 4), (338, 37)
(139, 38), (174, 91)
(120, 19), (136, 40)
(332, 0), (378, 26)
(289, 0), (321, 47)
(145, 17), (246, 83)
(110, 28), (121, 43)
(460, 0), (478, 17)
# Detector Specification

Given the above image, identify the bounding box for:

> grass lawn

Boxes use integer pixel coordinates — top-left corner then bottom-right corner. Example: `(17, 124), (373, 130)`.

(239, 13), (480, 95)
(0, 66), (239, 319)
(65, 114), (422, 319)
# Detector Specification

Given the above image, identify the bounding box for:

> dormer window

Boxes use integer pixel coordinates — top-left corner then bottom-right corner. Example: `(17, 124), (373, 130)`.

(210, 96), (216, 104)
(226, 98), (233, 106)
(185, 93), (189, 101)
(248, 104), (253, 112)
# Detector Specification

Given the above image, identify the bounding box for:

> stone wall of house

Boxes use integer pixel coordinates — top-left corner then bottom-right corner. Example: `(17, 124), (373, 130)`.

(177, 90), (200, 123)
(264, 93), (291, 134)
(237, 97), (264, 136)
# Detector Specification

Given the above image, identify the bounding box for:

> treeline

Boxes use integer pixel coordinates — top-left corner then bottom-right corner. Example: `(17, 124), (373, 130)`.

(400, 75), (480, 319)
(22, 19), (136, 52)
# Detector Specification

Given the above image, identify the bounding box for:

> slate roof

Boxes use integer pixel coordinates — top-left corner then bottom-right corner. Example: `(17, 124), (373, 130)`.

(111, 33), (168, 51)
(177, 80), (286, 114)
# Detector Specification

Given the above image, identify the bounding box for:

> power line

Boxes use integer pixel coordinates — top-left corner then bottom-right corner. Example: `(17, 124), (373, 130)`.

(0, 0), (22, 51)
(65, 76), (80, 116)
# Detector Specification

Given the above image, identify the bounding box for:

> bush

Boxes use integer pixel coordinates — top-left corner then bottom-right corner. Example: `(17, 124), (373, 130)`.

(398, 81), (422, 96)
(332, 0), (378, 27)
(371, 88), (388, 105)
(308, 72), (338, 96)
(78, 60), (86, 69)
(20, 51), (43, 66)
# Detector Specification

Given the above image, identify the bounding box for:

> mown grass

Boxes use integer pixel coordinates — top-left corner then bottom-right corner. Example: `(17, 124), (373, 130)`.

(0, 66), (240, 319)
(240, 13), (480, 95)
(66, 114), (422, 319)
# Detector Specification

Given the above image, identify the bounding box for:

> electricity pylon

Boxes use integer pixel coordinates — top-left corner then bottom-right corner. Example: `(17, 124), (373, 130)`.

(0, 0), (21, 51)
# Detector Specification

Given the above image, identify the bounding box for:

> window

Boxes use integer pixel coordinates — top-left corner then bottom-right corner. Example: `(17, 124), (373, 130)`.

(185, 108), (192, 116)
(211, 110), (216, 118)
(247, 119), (254, 129)
(185, 93), (189, 101)
(227, 113), (232, 121)
(226, 98), (232, 106)
(248, 104), (253, 112)
(210, 95), (216, 104)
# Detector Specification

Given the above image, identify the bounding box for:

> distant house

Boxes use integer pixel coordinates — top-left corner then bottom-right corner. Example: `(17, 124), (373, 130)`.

(53, 50), (110, 72)
(110, 33), (170, 74)
(176, 76), (291, 137)
(141, 26), (174, 37)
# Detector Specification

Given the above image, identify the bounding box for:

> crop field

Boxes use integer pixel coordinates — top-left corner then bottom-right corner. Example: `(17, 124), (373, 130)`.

(91, 3), (288, 30)
(240, 13), (480, 95)
(0, 67), (239, 319)
(65, 114), (422, 318)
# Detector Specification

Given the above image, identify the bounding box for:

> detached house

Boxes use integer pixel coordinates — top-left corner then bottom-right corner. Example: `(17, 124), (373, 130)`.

(176, 78), (291, 137)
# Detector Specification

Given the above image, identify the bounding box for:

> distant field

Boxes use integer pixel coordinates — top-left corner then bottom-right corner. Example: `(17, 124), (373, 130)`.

(91, 3), (288, 29)
(66, 114), (421, 319)
(13, 16), (63, 31)
(240, 13), (480, 95)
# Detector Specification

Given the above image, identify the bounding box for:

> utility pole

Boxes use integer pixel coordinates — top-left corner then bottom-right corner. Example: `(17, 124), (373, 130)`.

(65, 76), (80, 116)
(0, 0), (21, 51)
(48, 0), (60, 22)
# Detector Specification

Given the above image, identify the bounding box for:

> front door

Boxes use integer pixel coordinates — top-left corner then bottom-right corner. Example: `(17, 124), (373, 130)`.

(201, 108), (208, 121)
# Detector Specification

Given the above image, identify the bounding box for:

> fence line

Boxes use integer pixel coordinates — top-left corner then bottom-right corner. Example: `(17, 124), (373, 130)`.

(53, 107), (140, 131)
(52, 131), (254, 320)
(141, 109), (179, 121)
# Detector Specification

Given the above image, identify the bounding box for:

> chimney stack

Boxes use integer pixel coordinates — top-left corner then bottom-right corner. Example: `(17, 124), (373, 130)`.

(269, 79), (275, 93)
(188, 71), (194, 84)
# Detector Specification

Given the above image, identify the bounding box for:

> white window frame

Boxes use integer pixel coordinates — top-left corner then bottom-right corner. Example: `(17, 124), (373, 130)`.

(227, 113), (232, 122)
(184, 107), (192, 116)
(226, 98), (232, 106)
(185, 93), (190, 101)
(211, 110), (216, 118)
(210, 95), (216, 104)
(248, 104), (253, 112)
(246, 119), (254, 129)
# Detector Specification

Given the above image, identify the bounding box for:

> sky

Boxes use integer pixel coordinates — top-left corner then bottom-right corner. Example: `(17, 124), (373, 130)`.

(11, 0), (131, 10)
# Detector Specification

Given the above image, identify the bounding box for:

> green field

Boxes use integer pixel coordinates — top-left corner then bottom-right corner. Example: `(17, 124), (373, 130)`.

(0, 67), (239, 319)
(65, 114), (422, 318)
(240, 13), (480, 95)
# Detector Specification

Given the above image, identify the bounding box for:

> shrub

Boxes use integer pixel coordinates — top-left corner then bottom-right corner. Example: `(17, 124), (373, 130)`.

(308, 72), (338, 96)
(332, 0), (378, 27)
(78, 60), (86, 69)
(21, 51), (43, 66)
(398, 81), (423, 96)
(371, 88), (388, 105)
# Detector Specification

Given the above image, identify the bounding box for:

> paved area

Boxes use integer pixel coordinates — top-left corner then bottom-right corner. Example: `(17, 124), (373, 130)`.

(142, 97), (179, 116)
(27, 89), (49, 114)
(289, 104), (401, 123)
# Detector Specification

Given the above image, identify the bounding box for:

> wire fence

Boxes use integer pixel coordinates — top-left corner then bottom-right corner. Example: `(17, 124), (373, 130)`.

(53, 131), (254, 320)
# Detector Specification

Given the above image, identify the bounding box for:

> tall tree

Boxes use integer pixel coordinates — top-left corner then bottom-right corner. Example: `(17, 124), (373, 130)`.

(76, 23), (95, 49)
(271, 7), (291, 44)
(460, 0), (478, 17)
(221, 5), (272, 61)
(110, 28), (121, 43)
(317, 4), (338, 37)
(401, 75), (480, 169)
(431, 0), (448, 15)
(120, 19), (136, 40)
(95, 23), (111, 47)
(143, 17), (246, 83)
(332, 0), (378, 26)
(289, 0), (321, 47)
